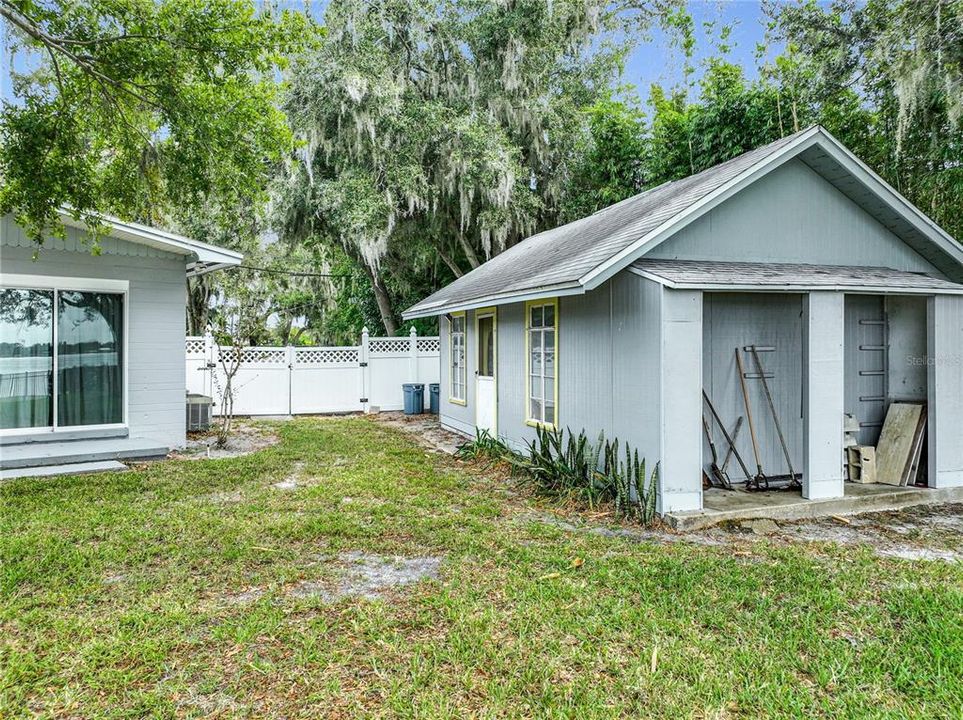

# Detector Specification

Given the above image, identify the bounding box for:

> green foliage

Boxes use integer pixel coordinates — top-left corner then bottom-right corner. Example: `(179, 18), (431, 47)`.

(454, 429), (516, 465)
(1, 0), (309, 240)
(274, 0), (645, 333)
(559, 94), (648, 222)
(767, 0), (963, 241)
(514, 426), (659, 525)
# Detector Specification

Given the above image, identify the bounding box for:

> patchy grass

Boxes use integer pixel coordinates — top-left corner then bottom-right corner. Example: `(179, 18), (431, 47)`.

(2, 417), (963, 718)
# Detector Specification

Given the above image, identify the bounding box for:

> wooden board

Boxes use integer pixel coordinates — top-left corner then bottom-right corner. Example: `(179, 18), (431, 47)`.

(876, 403), (925, 486)
(902, 413), (927, 487)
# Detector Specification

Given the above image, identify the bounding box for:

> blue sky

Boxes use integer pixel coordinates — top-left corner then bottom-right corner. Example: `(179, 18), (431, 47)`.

(625, 1), (775, 104)
(2, 1), (774, 106)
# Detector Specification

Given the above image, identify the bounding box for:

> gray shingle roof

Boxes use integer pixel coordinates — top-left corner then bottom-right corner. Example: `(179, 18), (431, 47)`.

(630, 259), (963, 293)
(403, 125), (963, 318)
(404, 130), (808, 317)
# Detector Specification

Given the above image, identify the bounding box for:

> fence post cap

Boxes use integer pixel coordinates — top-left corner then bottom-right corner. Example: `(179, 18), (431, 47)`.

(361, 326), (369, 336)
(409, 326), (417, 337)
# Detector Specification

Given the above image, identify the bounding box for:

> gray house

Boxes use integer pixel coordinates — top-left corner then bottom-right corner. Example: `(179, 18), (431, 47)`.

(404, 126), (963, 515)
(1, 210), (241, 473)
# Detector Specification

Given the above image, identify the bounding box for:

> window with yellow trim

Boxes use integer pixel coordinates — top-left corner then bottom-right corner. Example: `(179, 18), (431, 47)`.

(527, 302), (556, 425)
(449, 314), (467, 402)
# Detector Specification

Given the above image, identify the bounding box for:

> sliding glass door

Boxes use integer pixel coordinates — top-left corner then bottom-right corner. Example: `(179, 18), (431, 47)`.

(1, 285), (125, 432)
(0, 289), (54, 429)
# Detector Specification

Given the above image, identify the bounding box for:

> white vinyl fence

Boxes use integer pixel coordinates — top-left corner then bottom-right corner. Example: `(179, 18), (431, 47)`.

(186, 328), (440, 416)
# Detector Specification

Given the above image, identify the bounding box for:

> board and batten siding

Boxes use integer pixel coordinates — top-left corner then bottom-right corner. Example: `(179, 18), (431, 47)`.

(650, 158), (944, 276)
(440, 271), (677, 510)
(438, 309), (477, 436)
(1, 216), (188, 448)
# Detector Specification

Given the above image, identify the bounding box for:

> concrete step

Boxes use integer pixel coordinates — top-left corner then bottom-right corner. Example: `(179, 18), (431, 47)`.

(665, 483), (963, 531)
(0, 438), (168, 470)
(1, 460), (129, 481)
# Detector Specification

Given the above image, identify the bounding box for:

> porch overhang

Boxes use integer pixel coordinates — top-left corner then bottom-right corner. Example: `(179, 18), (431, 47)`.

(628, 259), (963, 295)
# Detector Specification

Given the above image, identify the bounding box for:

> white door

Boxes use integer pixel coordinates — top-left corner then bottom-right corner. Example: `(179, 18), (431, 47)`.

(475, 311), (497, 434)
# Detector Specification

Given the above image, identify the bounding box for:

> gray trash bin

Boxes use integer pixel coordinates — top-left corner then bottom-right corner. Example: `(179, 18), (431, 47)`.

(428, 383), (440, 414)
(402, 383), (425, 415)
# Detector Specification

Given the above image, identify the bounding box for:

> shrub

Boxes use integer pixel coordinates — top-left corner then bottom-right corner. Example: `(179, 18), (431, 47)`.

(455, 429), (516, 465)
(518, 426), (659, 524)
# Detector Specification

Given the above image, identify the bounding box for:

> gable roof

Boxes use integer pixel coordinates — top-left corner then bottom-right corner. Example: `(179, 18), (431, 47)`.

(57, 209), (243, 277)
(403, 126), (963, 319)
(630, 258), (963, 294)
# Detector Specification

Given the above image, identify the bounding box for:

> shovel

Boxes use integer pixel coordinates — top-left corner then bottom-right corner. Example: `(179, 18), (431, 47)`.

(702, 415), (732, 490)
(735, 348), (769, 491)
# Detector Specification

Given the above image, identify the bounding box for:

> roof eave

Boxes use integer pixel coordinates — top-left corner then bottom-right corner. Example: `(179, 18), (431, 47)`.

(402, 282), (585, 320)
(57, 208), (243, 270)
(627, 267), (963, 295)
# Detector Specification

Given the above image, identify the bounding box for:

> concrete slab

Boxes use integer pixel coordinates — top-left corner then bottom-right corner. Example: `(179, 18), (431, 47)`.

(665, 483), (963, 531)
(1, 460), (129, 481)
(0, 437), (168, 470)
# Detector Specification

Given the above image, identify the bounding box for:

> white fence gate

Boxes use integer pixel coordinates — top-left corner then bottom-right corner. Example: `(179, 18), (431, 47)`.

(186, 328), (440, 415)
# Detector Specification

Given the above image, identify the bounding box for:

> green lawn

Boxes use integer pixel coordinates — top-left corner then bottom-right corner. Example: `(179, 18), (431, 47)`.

(3, 418), (962, 718)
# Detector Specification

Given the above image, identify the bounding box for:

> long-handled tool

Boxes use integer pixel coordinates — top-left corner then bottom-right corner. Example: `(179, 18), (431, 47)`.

(702, 414), (732, 490)
(735, 348), (769, 490)
(748, 345), (800, 489)
(720, 416), (744, 475)
(703, 391), (754, 484)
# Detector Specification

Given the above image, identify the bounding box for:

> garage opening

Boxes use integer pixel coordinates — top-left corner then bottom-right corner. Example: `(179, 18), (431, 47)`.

(845, 294), (928, 487)
(701, 291), (932, 503)
(702, 293), (804, 490)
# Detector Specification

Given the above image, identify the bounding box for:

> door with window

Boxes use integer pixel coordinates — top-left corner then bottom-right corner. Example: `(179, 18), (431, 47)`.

(1, 283), (125, 434)
(475, 310), (497, 434)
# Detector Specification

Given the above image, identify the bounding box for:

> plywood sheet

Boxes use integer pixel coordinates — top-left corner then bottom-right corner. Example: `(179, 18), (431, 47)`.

(876, 403), (925, 486)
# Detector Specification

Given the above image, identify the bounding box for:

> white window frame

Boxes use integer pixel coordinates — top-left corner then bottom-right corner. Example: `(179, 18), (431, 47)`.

(0, 273), (129, 436)
(525, 298), (558, 428)
(448, 311), (467, 405)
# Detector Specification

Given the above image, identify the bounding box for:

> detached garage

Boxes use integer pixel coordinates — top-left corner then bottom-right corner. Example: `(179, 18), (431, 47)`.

(404, 126), (963, 517)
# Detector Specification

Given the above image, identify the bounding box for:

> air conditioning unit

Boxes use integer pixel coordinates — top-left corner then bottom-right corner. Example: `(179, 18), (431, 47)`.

(186, 393), (213, 431)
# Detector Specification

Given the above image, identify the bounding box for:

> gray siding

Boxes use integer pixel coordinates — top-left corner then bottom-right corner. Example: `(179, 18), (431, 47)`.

(927, 295), (963, 488)
(650, 159), (943, 276)
(887, 296), (927, 402)
(493, 273), (662, 456)
(438, 309), (477, 436)
(1, 219), (188, 448)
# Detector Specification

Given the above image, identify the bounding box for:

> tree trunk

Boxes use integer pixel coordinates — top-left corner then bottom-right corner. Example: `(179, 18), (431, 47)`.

(437, 246), (464, 278)
(186, 276), (212, 335)
(457, 232), (482, 269)
(362, 263), (398, 335)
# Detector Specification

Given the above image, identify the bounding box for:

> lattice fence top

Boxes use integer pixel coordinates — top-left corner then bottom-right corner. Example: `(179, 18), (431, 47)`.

(368, 338), (411, 355)
(416, 337), (440, 353)
(295, 347), (359, 365)
(218, 347), (287, 365)
(186, 337), (207, 355)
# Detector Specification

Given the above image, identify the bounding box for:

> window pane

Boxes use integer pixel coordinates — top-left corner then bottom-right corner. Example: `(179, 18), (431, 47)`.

(529, 397), (542, 421)
(544, 330), (555, 376)
(530, 331), (542, 375)
(530, 305), (543, 328)
(544, 303), (555, 328)
(530, 375), (542, 401)
(545, 401), (556, 426)
(452, 315), (464, 333)
(0, 289), (53, 429)
(57, 291), (124, 426)
(478, 315), (494, 377)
